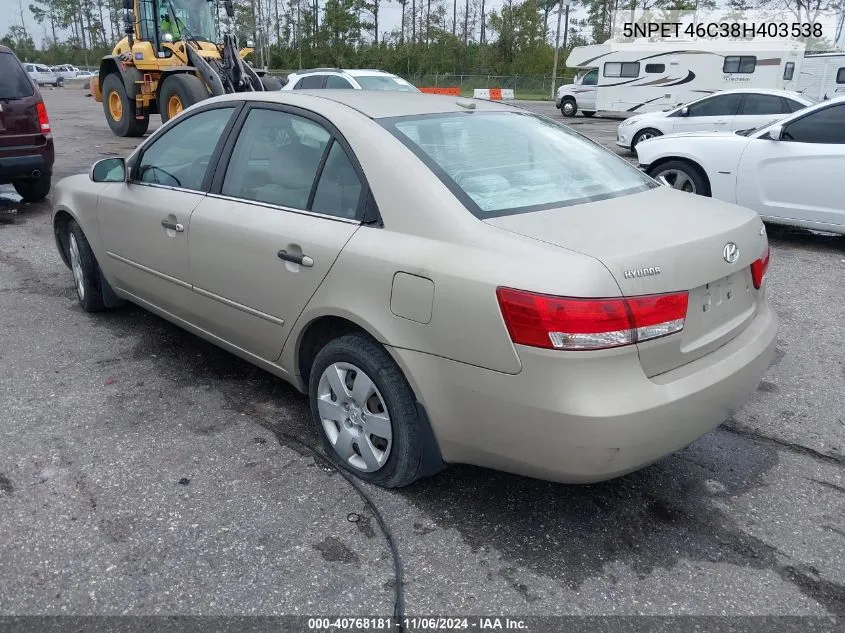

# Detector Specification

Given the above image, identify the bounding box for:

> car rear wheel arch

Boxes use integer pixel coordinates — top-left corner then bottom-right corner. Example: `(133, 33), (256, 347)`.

(301, 322), (444, 485)
(647, 157), (712, 197)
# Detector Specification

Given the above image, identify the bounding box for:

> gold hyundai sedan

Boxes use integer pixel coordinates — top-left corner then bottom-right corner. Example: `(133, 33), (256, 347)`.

(52, 90), (777, 487)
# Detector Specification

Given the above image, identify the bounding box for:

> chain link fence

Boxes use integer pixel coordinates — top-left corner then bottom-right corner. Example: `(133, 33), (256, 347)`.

(267, 70), (580, 100)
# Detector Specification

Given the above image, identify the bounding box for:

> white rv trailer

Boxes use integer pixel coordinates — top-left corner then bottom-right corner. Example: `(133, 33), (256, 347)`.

(797, 52), (845, 100)
(563, 39), (806, 115)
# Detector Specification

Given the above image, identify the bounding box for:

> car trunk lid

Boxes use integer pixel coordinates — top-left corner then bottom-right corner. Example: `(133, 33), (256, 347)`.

(485, 187), (769, 377)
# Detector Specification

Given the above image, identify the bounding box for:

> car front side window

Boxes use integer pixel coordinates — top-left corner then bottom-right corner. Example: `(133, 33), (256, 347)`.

(136, 106), (235, 190)
(686, 93), (742, 117)
(782, 104), (845, 144)
(221, 108), (331, 209)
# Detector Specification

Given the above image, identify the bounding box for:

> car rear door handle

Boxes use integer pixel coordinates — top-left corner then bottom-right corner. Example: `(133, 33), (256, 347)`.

(161, 219), (184, 232)
(277, 249), (313, 267)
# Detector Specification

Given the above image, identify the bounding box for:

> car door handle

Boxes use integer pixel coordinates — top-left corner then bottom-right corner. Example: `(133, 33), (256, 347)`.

(161, 219), (184, 232)
(277, 249), (313, 267)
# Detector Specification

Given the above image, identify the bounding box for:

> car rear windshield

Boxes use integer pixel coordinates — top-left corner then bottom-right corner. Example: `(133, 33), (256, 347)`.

(383, 111), (657, 218)
(0, 52), (34, 99)
(355, 75), (419, 92)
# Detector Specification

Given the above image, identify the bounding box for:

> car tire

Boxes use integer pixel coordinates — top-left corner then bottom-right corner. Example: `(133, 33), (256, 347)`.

(66, 220), (107, 312)
(13, 174), (51, 202)
(309, 333), (424, 488)
(102, 73), (148, 137)
(56, 77), (64, 88)
(582, 111), (596, 118)
(560, 98), (577, 117)
(259, 76), (282, 91)
(632, 128), (662, 149)
(648, 160), (710, 196)
(159, 74), (209, 124)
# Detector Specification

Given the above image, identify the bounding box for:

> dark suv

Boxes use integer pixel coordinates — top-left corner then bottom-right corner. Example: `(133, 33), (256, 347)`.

(0, 45), (54, 202)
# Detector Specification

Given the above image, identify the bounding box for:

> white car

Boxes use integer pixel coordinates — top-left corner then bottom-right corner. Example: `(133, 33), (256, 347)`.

(618, 89), (815, 151)
(281, 68), (419, 92)
(52, 64), (81, 79)
(24, 63), (63, 87)
(636, 96), (845, 235)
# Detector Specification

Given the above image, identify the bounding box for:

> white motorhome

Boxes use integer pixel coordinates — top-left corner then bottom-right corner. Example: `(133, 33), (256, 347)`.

(797, 52), (845, 101)
(556, 39), (806, 117)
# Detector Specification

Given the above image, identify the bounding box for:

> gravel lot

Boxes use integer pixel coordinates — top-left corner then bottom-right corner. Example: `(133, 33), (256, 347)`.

(1, 88), (843, 625)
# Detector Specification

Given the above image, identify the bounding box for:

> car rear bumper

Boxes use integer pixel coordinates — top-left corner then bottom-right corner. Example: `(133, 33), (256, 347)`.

(391, 300), (778, 484)
(0, 142), (54, 184)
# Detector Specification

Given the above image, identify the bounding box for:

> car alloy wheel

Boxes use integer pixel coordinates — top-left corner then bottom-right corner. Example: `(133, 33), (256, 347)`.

(68, 232), (86, 301)
(316, 362), (393, 473)
(653, 168), (698, 194)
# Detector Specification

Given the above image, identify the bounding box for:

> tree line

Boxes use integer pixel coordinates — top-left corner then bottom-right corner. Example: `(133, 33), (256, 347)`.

(1, 0), (839, 77)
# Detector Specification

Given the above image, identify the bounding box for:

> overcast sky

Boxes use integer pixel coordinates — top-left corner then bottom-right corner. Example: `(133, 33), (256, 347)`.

(0, 0), (587, 48)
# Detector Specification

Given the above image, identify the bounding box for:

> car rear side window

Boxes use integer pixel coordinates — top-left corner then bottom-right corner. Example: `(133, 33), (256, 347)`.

(0, 52), (34, 99)
(310, 141), (363, 219)
(386, 112), (656, 218)
(137, 107), (235, 191)
(221, 108), (330, 209)
(325, 75), (354, 89)
(740, 93), (789, 115)
(837, 68), (845, 84)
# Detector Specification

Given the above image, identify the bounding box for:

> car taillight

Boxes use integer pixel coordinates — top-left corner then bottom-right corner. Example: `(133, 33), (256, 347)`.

(35, 102), (50, 133)
(750, 245), (770, 290)
(496, 287), (689, 351)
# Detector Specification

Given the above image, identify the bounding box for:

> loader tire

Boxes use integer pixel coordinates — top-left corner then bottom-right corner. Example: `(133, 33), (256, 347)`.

(102, 73), (148, 137)
(159, 74), (209, 124)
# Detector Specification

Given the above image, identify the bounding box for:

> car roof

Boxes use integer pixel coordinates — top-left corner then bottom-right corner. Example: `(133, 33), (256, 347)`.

(289, 68), (398, 78)
(210, 89), (516, 119)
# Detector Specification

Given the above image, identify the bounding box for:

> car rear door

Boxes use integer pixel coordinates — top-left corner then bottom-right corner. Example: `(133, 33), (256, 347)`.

(187, 103), (363, 362)
(671, 93), (742, 133)
(736, 103), (845, 230)
(96, 104), (240, 318)
(735, 93), (792, 132)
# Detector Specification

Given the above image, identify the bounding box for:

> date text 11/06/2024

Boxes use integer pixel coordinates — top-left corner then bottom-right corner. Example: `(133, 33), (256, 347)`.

(622, 21), (824, 39)
(307, 617), (529, 630)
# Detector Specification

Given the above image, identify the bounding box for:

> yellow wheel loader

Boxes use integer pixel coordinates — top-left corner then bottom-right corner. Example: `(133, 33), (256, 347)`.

(90, 0), (280, 137)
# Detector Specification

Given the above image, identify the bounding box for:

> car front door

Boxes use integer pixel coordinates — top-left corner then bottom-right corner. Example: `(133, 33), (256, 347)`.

(735, 103), (845, 230)
(735, 93), (792, 132)
(96, 104), (239, 318)
(187, 104), (363, 362)
(669, 93), (742, 133)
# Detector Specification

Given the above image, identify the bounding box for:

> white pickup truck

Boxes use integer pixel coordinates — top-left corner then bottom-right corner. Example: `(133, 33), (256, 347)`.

(555, 69), (597, 118)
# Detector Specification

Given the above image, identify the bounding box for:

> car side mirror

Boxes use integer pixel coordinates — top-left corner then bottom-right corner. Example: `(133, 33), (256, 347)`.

(680, 106), (689, 116)
(766, 123), (783, 140)
(90, 158), (126, 183)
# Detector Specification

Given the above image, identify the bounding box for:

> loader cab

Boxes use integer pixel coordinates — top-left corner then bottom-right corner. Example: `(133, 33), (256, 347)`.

(135, 0), (218, 55)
